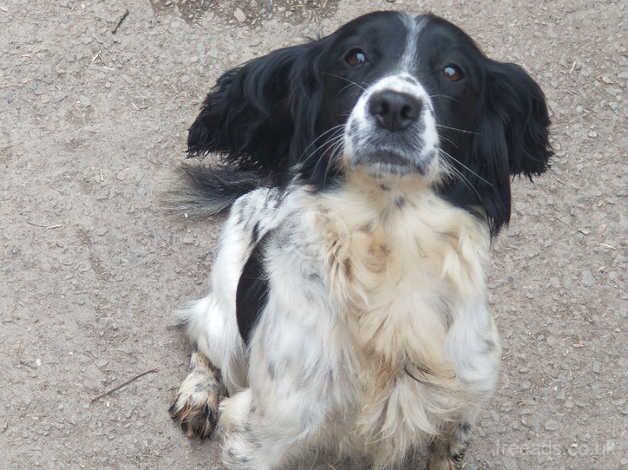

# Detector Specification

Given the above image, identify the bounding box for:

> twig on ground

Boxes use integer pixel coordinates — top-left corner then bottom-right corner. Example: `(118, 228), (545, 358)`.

(26, 220), (63, 229)
(112, 9), (129, 34)
(91, 368), (159, 403)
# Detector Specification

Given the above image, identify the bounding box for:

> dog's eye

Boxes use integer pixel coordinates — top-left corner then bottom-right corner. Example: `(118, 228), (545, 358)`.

(345, 48), (367, 67)
(442, 64), (464, 81)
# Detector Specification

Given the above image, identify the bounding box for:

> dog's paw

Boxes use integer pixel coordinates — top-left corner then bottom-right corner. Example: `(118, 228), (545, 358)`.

(427, 457), (460, 470)
(169, 352), (224, 439)
(428, 442), (466, 470)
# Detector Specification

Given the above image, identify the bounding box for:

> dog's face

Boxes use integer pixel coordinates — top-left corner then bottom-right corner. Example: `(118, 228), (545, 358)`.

(325, 14), (477, 182)
(315, 15), (444, 181)
(188, 11), (552, 234)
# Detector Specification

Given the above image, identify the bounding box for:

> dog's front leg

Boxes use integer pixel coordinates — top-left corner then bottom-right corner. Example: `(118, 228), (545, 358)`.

(218, 382), (331, 470)
(431, 299), (500, 469)
(213, 213), (349, 469)
(217, 314), (341, 469)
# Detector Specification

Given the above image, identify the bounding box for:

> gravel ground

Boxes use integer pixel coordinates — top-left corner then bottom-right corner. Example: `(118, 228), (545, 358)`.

(0, 0), (626, 469)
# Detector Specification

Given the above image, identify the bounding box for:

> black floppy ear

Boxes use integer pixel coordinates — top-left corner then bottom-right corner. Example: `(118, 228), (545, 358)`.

(468, 61), (553, 235)
(187, 42), (320, 175)
(485, 61), (553, 177)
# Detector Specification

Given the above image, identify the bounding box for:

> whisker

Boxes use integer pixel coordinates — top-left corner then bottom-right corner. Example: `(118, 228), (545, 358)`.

(339, 83), (359, 94)
(439, 157), (482, 201)
(439, 148), (493, 187)
(439, 135), (458, 148)
(429, 94), (460, 104)
(436, 124), (478, 135)
(324, 73), (367, 92)
(439, 152), (474, 188)
(301, 132), (345, 167)
(299, 126), (345, 164)
(299, 125), (345, 159)
(322, 139), (345, 186)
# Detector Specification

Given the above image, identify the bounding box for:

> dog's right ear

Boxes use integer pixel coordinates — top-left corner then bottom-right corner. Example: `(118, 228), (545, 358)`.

(187, 42), (316, 174)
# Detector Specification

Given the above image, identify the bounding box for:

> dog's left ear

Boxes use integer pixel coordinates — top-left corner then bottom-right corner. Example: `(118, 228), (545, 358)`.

(485, 61), (553, 176)
(468, 61), (553, 235)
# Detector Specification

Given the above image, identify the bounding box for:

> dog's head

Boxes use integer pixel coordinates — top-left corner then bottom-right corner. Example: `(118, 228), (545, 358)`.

(188, 11), (552, 234)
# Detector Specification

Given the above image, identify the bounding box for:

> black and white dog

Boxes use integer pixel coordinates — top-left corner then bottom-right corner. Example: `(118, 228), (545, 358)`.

(169, 11), (552, 470)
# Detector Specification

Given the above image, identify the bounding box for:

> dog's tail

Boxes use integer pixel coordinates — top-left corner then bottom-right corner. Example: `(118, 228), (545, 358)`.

(162, 163), (267, 217)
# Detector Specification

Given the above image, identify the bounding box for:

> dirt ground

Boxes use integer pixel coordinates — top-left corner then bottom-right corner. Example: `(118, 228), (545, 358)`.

(1, 0), (626, 468)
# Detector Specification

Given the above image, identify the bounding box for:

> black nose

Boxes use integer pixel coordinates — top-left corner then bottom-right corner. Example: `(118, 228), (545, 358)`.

(368, 90), (422, 131)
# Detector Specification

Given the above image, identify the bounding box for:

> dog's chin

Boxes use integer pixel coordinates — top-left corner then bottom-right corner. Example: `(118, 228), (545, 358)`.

(348, 149), (440, 182)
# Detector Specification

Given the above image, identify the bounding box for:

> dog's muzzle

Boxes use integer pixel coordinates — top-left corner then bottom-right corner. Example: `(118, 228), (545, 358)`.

(343, 74), (440, 180)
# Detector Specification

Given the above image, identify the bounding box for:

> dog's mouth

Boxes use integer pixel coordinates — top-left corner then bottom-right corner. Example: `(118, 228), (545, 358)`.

(346, 140), (439, 179)
(350, 148), (436, 177)
(366, 150), (411, 167)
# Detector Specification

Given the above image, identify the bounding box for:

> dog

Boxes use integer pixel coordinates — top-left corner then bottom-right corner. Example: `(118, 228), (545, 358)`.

(168, 11), (552, 470)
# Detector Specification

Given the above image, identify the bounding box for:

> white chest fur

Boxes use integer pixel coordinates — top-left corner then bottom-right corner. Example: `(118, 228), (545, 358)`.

(247, 178), (501, 464)
(285, 175), (500, 458)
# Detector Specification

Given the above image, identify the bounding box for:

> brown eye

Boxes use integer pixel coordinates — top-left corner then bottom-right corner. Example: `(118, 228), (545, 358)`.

(443, 64), (464, 81)
(345, 48), (367, 67)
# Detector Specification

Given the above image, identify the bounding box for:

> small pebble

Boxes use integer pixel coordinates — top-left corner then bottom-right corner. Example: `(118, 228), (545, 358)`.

(544, 419), (560, 431)
(581, 270), (594, 286)
(521, 415), (540, 429)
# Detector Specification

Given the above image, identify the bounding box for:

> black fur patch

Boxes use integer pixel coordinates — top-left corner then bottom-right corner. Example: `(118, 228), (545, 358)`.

(236, 234), (271, 343)
(252, 221), (261, 244)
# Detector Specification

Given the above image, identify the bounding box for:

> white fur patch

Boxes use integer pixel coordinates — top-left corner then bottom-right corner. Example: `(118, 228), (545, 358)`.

(400, 13), (429, 72)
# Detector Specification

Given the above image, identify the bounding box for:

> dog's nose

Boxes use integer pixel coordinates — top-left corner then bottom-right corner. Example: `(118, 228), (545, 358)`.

(368, 90), (422, 131)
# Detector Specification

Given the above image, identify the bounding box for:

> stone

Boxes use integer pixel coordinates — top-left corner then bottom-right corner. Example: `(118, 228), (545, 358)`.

(544, 419), (560, 431)
(234, 8), (246, 23)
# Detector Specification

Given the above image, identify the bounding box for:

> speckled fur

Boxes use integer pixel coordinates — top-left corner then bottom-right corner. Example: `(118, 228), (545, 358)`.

(171, 173), (500, 468)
